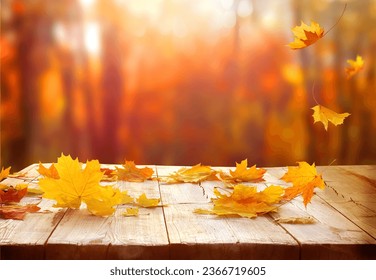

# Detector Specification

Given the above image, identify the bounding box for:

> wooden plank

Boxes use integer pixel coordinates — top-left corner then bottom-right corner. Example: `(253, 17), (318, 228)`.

(45, 165), (169, 259)
(0, 164), (65, 259)
(156, 166), (299, 259)
(315, 165), (376, 240)
(266, 167), (376, 259)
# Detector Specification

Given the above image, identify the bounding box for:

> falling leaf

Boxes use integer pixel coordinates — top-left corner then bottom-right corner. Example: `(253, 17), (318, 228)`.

(161, 164), (218, 183)
(0, 184), (28, 203)
(123, 207), (139, 217)
(281, 162), (325, 206)
(39, 154), (122, 216)
(38, 163), (60, 179)
(0, 204), (40, 220)
(136, 193), (160, 208)
(219, 159), (266, 184)
(345, 55), (364, 79)
(195, 185), (284, 219)
(288, 21), (324, 49)
(0, 167), (11, 181)
(312, 105), (350, 131)
(116, 161), (154, 182)
(275, 216), (315, 224)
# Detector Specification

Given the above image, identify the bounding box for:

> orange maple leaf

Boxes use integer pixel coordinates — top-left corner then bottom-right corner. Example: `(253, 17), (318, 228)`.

(288, 21), (324, 49)
(0, 166), (11, 181)
(219, 159), (266, 184)
(161, 164), (218, 184)
(0, 184), (28, 204)
(345, 55), (364, 79)
(312, 105), (350, 131)
(0, 204), (40, 220)
(195, 184), (284, 218)
(281, 162), (325, 206)
(38, 163), (60, 179)
(116, 161), (154, 182)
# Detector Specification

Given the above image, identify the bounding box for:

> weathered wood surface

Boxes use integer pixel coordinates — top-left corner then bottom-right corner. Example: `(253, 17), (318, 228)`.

(1, 164), (375, 259)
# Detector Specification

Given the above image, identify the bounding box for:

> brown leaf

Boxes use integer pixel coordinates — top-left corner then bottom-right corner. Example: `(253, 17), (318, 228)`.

(219, 159), (266, 184)
(0, 204), (40, 220)
(275, 216), (315, 224)
(0, 184), (28, 203)
(195, 184), (284, 219)
(116, 161), (154, 182)
(161, 164), (217, 184)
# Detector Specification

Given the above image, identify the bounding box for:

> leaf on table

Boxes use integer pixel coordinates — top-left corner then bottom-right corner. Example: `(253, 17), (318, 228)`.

(39, 154), (122, 217)
(27, 185), (44, 195)
(115, 161), (154, 182)
(38, 163), (60, 179)
(0, 184), (28, 203)
(0, 166), (11, 181)
(288, 21), (324, 49)
(281, 162), (325, 206)
(275, 216), (315, 224)
(312, 105), (350, 131)
(120, 190), (134, 204)
(161, 164), (218, 183)
(136, 193), (160, 208)
(345, 55), (364, 79)
(0, 204), (40, 220)
(123, 207), (139, 217)
(195, 184), (284, 219)
(219, 159), (266, 184)
(100, 168), (117, 181)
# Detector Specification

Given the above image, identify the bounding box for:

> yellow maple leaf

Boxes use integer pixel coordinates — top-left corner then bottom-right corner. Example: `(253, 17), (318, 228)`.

(136, 193), (160, 208)
(161, 164), (217, 184)
(288, 21), (324, 49)
(219, 159), (266, 184)
(281, 162), (325, 206)
(195, 184), (284, 219)
(116, 161), (154, 182)
(38, 163), (60, 179)
(312, 105), (350, 131)
(123, 207), (139, 217)
(0, 166), (11, 181)
(345, 55), (364, 79)
(39, 154), (122, 216)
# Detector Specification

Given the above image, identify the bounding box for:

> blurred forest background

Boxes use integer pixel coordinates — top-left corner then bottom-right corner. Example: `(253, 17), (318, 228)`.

(1, 0), (376, 171)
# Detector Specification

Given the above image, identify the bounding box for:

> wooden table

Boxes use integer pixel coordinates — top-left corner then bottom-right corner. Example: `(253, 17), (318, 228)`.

(1, 164), (375, 260)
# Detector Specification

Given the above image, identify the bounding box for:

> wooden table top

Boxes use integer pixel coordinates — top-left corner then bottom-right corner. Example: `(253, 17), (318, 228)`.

(1, 164), (375, 260)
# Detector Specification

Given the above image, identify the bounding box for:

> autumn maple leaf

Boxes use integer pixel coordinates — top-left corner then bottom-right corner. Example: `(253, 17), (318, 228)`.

(312, 105), (350, 130)
(345, 55), (364, 79)
(0, 184), (28, 204)
(195, 184), (284, 218)
(115, 161), (154, 182)
(0, 204), (40, 220)
(39, 154), (122, 216)
(161, 164), (218, 184)
(281, 162), (325, 206)
(0, 166), (11, 181)
(136, 193), (160, 208)
(288, 21), (324, 49)
(38, 163), (59, 179)
(219, 159), (266, 184)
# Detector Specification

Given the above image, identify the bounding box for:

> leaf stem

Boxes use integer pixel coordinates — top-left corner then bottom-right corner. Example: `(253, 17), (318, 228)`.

(322, 3), (347, 37)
